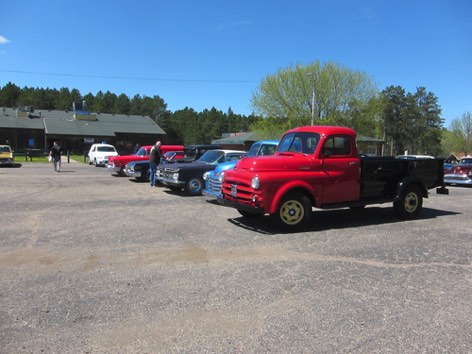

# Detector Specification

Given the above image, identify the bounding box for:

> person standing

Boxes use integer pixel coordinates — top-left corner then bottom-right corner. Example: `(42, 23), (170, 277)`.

(149, 141), (162, 187)
(49, 141), (62, 172)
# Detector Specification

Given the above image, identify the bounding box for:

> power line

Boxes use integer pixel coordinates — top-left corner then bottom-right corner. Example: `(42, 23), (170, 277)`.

(0, 69), (258, 84)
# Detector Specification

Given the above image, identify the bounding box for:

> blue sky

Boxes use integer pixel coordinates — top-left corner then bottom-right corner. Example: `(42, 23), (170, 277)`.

(1, 0), (470, 127)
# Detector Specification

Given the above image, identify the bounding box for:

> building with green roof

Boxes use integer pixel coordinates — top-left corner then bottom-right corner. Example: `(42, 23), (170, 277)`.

(0, 106), (166, 154)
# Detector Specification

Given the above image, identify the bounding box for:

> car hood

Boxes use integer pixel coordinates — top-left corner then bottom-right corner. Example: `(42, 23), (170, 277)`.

(159, 161), (213, 171)
(214, 160), (238, 173)
(235, 153), (313, 172)
(126, 160), (149, 167)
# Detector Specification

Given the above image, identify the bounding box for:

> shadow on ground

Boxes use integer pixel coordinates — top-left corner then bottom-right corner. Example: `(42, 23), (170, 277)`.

(226, 206), (459, 235)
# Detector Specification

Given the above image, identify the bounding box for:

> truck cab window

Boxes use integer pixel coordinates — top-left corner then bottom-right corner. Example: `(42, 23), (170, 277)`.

(323, 136), (351, 156)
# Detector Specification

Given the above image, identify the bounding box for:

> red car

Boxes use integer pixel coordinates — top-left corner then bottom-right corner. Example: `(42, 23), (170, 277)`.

(444, 157), (472, 186)
(107, 144), (183, 175)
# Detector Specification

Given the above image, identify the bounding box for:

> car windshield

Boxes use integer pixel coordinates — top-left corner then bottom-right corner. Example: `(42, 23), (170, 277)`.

(277, 132), (319, 154)
(460, 158), (472, 165)
(97, 146), (116, 152)
(247, 143), (261, 157)
(0, 146), (11, 153)
(135, 147), (147, 156)
(197, 150), (225, 164)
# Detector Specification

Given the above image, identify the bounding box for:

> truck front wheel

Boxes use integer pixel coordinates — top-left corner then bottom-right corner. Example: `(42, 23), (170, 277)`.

(186, 178), (204, 196)
(393, 185), (423, 219)
(272, 192), (312, 230)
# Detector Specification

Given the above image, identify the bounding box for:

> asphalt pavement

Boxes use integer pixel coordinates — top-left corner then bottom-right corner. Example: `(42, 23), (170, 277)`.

(0, 161), (471, 353)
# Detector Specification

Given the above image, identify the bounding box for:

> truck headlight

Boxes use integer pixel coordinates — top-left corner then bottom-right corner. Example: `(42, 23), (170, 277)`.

(203, 171), (210, 180)
(172, 173), (179, 182)
(219, 172), (225, 182)
(251, 176), (260, 189)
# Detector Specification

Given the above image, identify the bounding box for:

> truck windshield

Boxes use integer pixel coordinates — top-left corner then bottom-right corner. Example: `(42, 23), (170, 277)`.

(277, 132), (319, 154)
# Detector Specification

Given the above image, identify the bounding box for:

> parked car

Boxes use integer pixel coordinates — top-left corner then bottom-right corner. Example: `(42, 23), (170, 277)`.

(444, 157), (472, 186)
(87, 143), (118, 166)
(123, 151), (186, 182)
(202, 140), (279, 199)
(107, 145), (184, 175)
(156, 149), (246, 195)
(0, 145), (14, 166)
(162, 150), (185, 164)
(165, 144), (222, 164)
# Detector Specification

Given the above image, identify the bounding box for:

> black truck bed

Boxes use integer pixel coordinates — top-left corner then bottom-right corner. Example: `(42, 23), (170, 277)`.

(360, 157), (445, 200)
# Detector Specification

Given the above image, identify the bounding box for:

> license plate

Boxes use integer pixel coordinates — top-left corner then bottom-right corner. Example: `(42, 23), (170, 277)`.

(230, 184), (237, 197)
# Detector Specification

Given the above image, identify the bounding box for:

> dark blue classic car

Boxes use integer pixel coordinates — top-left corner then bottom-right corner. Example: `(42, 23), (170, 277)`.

(156, 149), (246, 195)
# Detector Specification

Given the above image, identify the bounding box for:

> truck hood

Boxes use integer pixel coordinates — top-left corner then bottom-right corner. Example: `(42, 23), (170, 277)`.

(236, 153), (311, 172)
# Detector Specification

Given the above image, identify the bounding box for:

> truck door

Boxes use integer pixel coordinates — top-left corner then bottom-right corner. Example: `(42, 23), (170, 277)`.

(320, 135), (360, 204)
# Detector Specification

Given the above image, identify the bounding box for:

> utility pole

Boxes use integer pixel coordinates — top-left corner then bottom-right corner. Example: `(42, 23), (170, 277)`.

(310, 75), (316, 125)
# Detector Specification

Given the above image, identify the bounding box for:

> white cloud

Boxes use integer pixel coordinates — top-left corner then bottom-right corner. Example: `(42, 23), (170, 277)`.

(0, 35), (10, 44)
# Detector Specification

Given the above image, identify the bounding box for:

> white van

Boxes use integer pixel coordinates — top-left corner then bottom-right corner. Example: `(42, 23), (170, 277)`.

(88, 143), (118, 166)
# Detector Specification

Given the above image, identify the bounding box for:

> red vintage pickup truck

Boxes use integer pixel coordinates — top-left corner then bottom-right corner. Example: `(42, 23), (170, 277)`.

(217, 126), (448, 230)
(107, 144), (183, 175)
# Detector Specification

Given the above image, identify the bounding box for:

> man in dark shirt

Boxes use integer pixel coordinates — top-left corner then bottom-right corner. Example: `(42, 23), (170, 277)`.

(149, 141), (162, 187)
(49, 141), (62, 172)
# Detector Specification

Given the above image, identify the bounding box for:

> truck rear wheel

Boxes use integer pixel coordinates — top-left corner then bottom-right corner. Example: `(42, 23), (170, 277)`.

(272, 192), (312, 230)
(393, 185), (423, 219)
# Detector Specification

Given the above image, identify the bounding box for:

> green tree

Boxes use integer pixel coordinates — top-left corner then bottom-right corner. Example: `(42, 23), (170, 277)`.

(380, 86), (443, 156)
(0, 82), (21, 107)
(171, 108), (199, 143)
(114, 94), (131, 115)
(251, 61), (377, 128)
(380, 86), (408, 155)
(129, 94), (142, 115)
(102, 91), (117, 113)
(405, 87), (443, 155)
(448, 111), (472, 156)
(55, 87), (80, 110)
(83, 93), (95, 112)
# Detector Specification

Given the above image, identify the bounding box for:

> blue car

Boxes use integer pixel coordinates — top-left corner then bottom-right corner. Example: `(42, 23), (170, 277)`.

(202, 140), (279, 199)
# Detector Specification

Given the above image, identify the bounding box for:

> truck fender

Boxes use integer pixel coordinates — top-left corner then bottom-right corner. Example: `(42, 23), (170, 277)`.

(269, 180), (318, 214)
(395, 176), (428, 201)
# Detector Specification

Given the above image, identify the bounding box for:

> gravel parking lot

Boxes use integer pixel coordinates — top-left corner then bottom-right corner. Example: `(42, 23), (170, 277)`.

(1, 161), (471, 353)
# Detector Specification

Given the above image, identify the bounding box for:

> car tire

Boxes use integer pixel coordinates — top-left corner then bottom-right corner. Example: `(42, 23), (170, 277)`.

(94, 158), (98, 167)
(272, 191), (312, 230)
(393, 185), (423, 219)
(185, 178), (203, 196)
